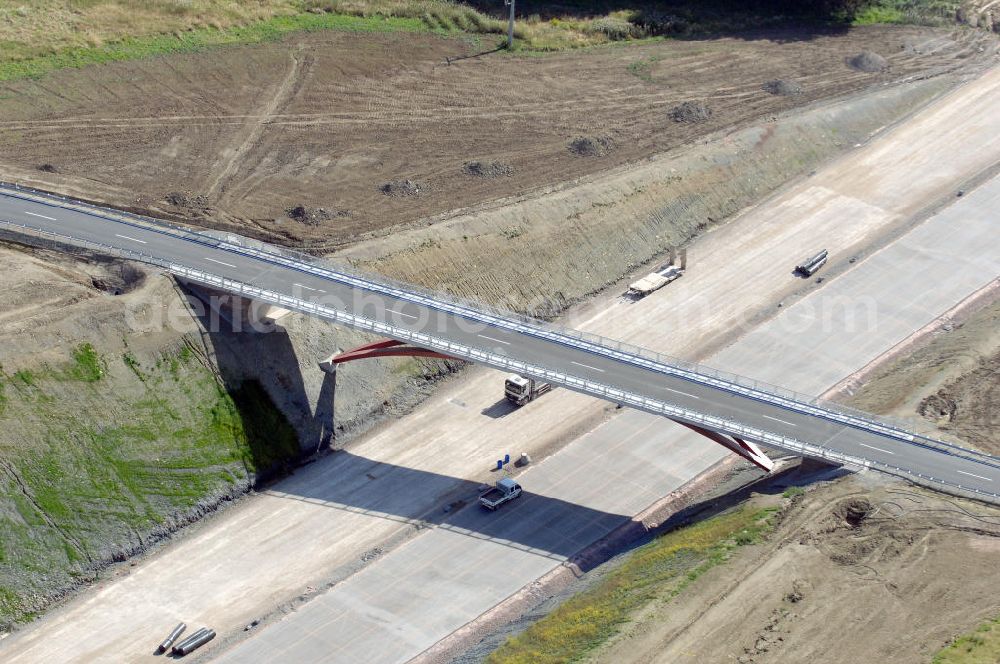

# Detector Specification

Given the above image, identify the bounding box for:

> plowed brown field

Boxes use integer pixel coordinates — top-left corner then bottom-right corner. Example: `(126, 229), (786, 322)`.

(0, 25), (990, 249)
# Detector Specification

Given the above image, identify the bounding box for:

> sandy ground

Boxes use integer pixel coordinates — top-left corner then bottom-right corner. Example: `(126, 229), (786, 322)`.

(846, 294), (1000, 454)
(589, 473), (1000, 664)
(0, 26), (992, 249)
(5, 57), (1000, 662)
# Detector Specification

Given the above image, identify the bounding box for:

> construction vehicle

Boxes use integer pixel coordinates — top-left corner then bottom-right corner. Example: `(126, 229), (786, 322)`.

(479, 477), (522, 510)
(627, 264), (684, 297)
(504, 374), (552, 406)
(795, 249), (828, 277)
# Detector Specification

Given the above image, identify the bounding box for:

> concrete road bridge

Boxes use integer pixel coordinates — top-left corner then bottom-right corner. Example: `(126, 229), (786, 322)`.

(2, 183), (998, 504)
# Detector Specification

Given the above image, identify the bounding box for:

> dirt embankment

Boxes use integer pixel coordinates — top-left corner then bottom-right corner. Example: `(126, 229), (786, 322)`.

(0, 237), (452, 628)
(588, 474), (1000, 664)
(339, 75), (953, 314)
(843, 293), (1000, 454)
(0, 26), (992, 249)
(572, 290), (1000, 664)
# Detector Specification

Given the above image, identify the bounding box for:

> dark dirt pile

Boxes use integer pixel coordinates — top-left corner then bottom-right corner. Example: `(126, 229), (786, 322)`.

(918, 392), (958, 421)
(165, 191), (210, 210)
(90, 263), (146, 296)
(762, 79), (803, 96)
(463, 160), (514, 178)
(669, 101), (713, 123)
(285, 205), (351, 225)
(848, 50), (889, 72)
(568, 136), (616, 157)
(379, 179), (423, 197)
(37, 163), (57, 173)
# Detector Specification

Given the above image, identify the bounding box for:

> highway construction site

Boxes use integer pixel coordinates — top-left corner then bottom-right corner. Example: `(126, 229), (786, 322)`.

(1, 6), (1000, 664)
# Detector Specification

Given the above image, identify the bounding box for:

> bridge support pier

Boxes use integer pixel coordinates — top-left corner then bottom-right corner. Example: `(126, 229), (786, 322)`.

(671, 419), (774, 472)
(315, 339), (458, 451)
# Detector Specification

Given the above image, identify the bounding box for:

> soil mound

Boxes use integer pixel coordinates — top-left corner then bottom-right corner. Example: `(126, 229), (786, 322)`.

(918, 392), (957, 421)
(762, 79), (803, 96)
(848, 51), (889, 73)
(165, 192), (209, 209)
(463, 160), (514, 178)
(90, 264), (146, 296)
(670, 101), (712, 123)
(37, 163), (58, 173)
(285, 205), (350, 226)
(568, 136), (615, 157)
(379, 179), (422, 197)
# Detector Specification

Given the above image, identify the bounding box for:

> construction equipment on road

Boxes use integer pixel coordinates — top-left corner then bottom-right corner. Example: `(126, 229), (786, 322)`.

(627, 264), (684, 297)
(505, 374), (552, 406)
(172, 627), (216, 656)
(156, 622), (186, 654)
(479, 478), (522, 510)
(795, 249), (828, 277)
(170, 627), (215, 657)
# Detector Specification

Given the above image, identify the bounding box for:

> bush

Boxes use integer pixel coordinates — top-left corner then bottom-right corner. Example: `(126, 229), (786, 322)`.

(587, 17), (636, 41)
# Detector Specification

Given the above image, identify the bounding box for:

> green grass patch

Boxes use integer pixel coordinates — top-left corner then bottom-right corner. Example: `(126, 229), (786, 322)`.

(851, 0), (959, 25)
(0, 11), (431, 82)
(487, 505), (779, 664)
(933, 616), (1000, 663)
(782, 486), (806, 498)
(66, 343), (103, 383)
(13, 370), (37, 386)
(853, 5), (906, 24)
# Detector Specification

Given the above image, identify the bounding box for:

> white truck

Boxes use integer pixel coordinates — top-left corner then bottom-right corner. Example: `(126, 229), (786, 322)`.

(479, 478), (522, 510)
(627, 264), (683, 298)
(504, 374), (552, 406)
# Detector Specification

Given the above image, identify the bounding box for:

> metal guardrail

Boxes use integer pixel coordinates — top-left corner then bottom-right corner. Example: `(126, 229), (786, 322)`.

(1, 180), (993, 470)
(1, 217), (999, 506)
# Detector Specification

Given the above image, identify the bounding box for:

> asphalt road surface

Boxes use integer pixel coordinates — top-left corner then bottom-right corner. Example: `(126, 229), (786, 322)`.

(1, 187), (997, 499)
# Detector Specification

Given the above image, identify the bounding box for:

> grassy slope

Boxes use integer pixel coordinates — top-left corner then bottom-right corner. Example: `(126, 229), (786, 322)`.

(934, 616), (1000, 664)
(0, 1), (963, 81)
(0, 9), (431, 82)
(0, 343), (300, 627)
(487, 505), (780, 664)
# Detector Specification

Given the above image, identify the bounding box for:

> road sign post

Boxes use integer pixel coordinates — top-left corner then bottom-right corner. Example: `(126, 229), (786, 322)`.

(505, 0), (515, 49)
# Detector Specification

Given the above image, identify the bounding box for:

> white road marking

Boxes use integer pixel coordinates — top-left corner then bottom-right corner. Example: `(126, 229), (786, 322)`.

(572, 361), (605, 373)
(392, 310), (418, 320)
(762, 414), (796, 427)
(957, 470), (992, 482)
(478, 334), (510, 345)
(663, 386), (699, 400)
(114, 234), (146, 244)
(859, 443), (894, 455)
(294, 283), (318, 291)
(204, 257), (237, 269)
(24, 210), (56, 221)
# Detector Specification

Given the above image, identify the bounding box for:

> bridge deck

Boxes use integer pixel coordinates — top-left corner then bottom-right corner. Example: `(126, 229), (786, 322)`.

(1, 185), (997, 502)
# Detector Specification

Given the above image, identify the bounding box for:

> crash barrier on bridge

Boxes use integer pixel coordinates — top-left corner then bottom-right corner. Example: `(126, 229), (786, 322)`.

(2, 182), (999, 504)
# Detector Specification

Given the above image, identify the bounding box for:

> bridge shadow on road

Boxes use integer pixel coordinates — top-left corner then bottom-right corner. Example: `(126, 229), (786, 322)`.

(267, 449), (631, 562)
(176, 281), (629, 560)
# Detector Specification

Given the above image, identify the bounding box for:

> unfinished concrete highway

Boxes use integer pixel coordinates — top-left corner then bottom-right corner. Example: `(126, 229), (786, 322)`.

(1, 185), (998, 499)
(5, 57), (1000, 663)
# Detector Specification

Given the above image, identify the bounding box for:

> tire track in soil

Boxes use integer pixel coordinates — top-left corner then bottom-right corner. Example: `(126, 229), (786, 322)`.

(205, 44), (315, 204)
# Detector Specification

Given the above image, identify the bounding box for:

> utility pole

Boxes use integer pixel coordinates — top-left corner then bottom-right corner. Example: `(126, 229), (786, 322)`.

(505, 0), (515, 49)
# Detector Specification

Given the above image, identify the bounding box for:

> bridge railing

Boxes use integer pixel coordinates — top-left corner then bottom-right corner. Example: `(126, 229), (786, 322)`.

(1, 216), (998, 505)
(1, 181), (997, 473)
